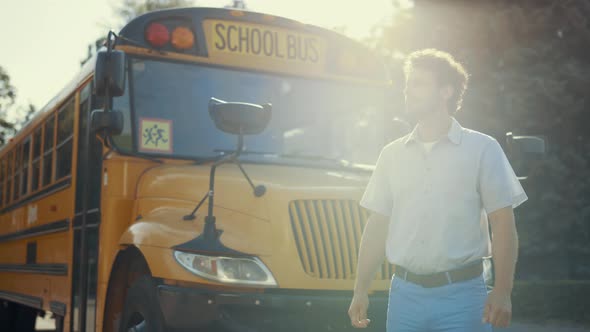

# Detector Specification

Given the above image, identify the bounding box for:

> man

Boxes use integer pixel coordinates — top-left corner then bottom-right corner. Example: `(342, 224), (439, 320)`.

(348, 49), (527, 331)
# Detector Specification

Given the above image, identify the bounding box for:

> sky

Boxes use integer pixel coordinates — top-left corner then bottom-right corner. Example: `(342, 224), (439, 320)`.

(0, 0), (401, 121)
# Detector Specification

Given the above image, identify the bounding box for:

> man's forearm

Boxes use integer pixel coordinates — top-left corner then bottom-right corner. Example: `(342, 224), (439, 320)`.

(489, 207), (519, 292)
(353, 214), (389, 295)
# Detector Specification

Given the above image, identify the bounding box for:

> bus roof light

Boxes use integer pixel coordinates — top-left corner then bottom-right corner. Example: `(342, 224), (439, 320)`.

(145, 22), (170, 48)
(171, 26), (195, 50)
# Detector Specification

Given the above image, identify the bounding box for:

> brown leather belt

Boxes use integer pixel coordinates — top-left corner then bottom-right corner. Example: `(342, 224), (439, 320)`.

(394, 262), (483, 288)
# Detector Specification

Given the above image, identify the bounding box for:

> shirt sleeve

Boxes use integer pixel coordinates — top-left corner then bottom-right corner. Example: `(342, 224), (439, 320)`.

(360, 147), (393, 217)
(478, 139), (528, 214)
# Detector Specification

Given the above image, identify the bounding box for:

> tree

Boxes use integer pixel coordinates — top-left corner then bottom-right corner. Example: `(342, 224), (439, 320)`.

(115, 0), (195, 25)
(224, 0), (247, 9)
(81, 0), (197, 67)
(0, 65), (17, 146)
(0, 66), (37, 146)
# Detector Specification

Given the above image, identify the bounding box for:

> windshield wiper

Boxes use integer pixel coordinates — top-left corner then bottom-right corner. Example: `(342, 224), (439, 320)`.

(213, 149), (278, 156)
(214, 149), (355, 167)
(279, 153), (352, 165)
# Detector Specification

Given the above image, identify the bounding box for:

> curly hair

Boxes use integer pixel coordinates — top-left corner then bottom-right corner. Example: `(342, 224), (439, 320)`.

(403, 49), (469, 115)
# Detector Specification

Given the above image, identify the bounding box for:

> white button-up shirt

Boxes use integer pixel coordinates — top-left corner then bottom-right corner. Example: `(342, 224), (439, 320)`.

(360, 118), (527, 274)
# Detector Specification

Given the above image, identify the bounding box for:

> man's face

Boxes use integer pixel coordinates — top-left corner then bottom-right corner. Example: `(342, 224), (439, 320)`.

(404, 67), (446, 118)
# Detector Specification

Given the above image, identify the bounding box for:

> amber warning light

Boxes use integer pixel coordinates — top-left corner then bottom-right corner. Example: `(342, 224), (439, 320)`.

(171, 26), (195, 49)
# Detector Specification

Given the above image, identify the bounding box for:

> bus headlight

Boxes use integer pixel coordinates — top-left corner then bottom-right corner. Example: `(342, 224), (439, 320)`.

(173, 251), (278, 287)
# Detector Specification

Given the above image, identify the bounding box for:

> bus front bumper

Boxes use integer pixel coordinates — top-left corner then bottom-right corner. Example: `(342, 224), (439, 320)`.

(157, 284), (388, 331)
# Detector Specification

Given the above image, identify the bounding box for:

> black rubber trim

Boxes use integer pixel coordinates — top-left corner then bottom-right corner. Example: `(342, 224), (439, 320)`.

(0, 263), (68, 276)
(157, 284), (389, 330)
(50, 301), (67, 316)
(73, 210), (100, 228)
(0, 290), (43, 309)
(0, 219), (69, 244)
(26, 241), (37, 264)
(0, 178), (71, 214)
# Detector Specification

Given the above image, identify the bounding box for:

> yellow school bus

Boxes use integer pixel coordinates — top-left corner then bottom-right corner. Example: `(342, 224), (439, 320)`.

(0, 7), (395, 332)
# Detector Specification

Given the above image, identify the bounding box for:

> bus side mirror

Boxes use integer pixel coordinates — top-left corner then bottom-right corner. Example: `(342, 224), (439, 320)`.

(91, 110), (124, 135)
(506, 132), (546, 178)
(94, 50), (126, 97)
(506, 132), (546, 158)
(208, 97), (271, 136)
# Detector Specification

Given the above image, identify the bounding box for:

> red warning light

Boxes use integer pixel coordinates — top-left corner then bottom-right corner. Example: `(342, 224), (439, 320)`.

(145, 23), (170, 48)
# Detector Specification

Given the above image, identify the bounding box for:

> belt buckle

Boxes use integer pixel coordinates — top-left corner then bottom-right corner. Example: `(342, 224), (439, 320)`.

(419, 271), (452, 288)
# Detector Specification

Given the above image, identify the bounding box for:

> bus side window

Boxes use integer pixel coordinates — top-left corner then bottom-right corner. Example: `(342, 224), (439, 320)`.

(22, 137), (31, 196)
(43, 114), (56, 187)
(32, 127), (42, 192)
(6, 151), (13, 205)
(56, 99), (75, 180)
(13, 144), (21, 201)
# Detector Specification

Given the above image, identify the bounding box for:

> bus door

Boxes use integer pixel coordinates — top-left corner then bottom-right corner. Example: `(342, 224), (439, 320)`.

(70, 83), (103, 332)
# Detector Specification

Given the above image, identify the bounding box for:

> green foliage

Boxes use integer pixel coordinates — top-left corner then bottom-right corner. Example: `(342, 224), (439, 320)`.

(0, 66), (38, 146)
(0, 65), (16, 146)
(115, 0), (195, 24)
(81, 0), (197, 67)
(369, 0), (590, 279)
(0, 66), (16, 109)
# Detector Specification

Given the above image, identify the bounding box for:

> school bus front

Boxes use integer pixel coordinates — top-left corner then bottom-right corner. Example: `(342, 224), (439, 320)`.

(103, 8), (395, 332)
(0, 7), (395, 332)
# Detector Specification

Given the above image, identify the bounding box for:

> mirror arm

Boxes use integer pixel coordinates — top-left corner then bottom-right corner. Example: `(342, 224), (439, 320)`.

(183, 191), (210, 221)
(103, 31), (118, 114)
(102, 31), (122, 115)
(236, 161), (255, 191)
(182, 132), (265, 221)
(235, 160), (266, 197)
(235, 133), (244, 157)
(176, 136), (247, 257)
(231, 133), (266, 196)
(174, 102), (270, 257)
(182, 141), (237, 221)
(207, 162), (218, 218)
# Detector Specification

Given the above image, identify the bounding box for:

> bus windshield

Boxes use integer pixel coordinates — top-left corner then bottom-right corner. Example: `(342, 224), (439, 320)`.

(114, 58), (390, 165)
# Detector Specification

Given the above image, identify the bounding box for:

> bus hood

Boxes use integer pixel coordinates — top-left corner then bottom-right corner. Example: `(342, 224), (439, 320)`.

(136, 163), (370, 219)
(132, 163), (369, 254)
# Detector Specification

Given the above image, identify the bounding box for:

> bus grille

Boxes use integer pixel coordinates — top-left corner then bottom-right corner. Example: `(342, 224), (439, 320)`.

(288, 199), (394, 280)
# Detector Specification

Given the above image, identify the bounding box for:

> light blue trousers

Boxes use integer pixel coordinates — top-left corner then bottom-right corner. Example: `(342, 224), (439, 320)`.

(386, 273), (493, 332)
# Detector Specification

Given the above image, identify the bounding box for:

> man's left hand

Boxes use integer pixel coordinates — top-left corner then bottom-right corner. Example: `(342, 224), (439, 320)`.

(482, 288), (512, 327)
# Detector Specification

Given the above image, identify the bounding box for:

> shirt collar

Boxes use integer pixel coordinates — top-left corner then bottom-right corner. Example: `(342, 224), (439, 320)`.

(404, 117), (463, 146)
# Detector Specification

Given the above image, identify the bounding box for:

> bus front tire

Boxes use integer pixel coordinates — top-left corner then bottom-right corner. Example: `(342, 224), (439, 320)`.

(119, 275), (166, 332)
(0, 301), (38, 332)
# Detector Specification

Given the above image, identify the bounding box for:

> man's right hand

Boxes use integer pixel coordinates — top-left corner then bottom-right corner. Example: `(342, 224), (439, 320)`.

(348, 292), (371, 328)
(348, 213), (388, 328)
